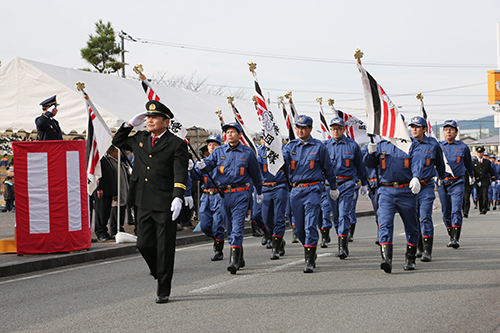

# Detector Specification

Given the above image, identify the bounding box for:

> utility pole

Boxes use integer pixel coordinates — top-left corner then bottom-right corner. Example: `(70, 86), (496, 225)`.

(119, 30), (136, 78)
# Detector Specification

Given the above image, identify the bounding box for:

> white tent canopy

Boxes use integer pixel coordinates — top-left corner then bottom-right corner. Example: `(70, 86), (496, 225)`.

(0, 57), (282, 136)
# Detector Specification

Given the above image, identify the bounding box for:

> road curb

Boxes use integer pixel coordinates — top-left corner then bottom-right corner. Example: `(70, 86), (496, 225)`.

(0, 210), (374, 278)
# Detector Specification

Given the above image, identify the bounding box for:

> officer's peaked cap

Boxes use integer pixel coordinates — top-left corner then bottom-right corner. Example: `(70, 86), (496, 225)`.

(145, 100), (174, 119)
(476, 146), (485, 153)
(40, 95), (59, 108)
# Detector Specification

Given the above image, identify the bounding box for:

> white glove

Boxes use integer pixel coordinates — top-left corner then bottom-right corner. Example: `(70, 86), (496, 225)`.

(128, 112), (147, 127)
(196, 160), (206, 170)
(469, 177), (475, 185)
(188, 159), (194, 171)
(184, 195), (194, 209)
(367, 143), (377, 154)
(256, 193), (263, 203)
(410, 177), (421, 195)
(492, 181), (496, 188)
(46, 105), (56, 116)
(477, 181), (482, 188)
(360, 185), (368, 197)
(438, 179), (444, 186)
(171, 197), (183, 220)
(330, 189), (339, 200)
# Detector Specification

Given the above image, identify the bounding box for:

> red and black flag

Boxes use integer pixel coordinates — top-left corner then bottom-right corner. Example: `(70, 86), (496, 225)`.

(279, 97), (295, 141)
(228, 97), (258, 156)
(317, 98), (331, 141)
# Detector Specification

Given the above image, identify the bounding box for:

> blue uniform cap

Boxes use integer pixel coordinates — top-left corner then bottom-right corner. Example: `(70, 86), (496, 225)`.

(409, 116), (427, 127)
(295, 115), (313, 127)
(222, 122), (242, 134)
(329, 117), (345, 127)
(39, 95), (59, 108)
(260, 132), (264, 138)
(206, 134), (222, 145)
(443, 119), (458, 129)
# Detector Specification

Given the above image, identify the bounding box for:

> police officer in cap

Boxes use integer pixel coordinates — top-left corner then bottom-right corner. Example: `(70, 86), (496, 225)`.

(409, 116), (446, 262)
(437, 120), (474, 249)
(191, 134), (226, 261)
(112, 100), (189, 304)
(283, 115), (339, 273)
(35, 95), (63, 141)
(473, 146), (497, 214)
(197, 122), (263, 274)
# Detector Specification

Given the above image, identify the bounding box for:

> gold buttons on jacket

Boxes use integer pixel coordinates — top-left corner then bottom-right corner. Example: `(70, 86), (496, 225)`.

(149, 155), (152, 158)
(145, 178), (148, 182)
(147, 166), (150, 170)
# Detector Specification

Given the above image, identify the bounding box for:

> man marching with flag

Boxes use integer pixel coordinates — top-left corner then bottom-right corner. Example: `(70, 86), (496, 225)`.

(357, 49), (422, 273)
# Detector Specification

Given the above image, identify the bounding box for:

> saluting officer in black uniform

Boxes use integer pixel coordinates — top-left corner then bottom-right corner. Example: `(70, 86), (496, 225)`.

(473, 146), (497, 215)
(112, 100), (189, 304)
(35, 95), (63, 141)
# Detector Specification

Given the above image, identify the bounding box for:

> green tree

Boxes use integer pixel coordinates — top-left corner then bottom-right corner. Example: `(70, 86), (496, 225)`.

(80, 20), (122, 73)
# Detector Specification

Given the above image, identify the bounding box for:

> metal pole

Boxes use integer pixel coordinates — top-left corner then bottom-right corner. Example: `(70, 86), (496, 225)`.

(117, 149), (121, 236)
(497, 22), (500, 70)
(121, 34), (126, 78)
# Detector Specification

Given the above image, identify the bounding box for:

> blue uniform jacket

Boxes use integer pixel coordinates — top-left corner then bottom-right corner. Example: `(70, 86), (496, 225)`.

(361, 144), (380, 188)
(363, 139), (421, 183)
(410, 136), (446, 180)
(203, 142), (263, 195)
(325, 135), (367, 186)
(191, 162), (221, 190)
(257, 145), (287, 184)
(283, 137), (337, 190)
(439, 140), (473, 178)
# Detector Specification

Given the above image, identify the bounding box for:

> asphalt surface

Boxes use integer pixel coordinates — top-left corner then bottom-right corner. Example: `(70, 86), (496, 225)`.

(1, 206), (499, 332)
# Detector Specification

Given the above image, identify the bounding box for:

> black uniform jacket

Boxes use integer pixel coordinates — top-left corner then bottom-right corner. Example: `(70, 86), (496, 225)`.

(35, 113), (63, 141)
(95, 156), (118, 197)
(112, 124), (189, 211)
(473, 158), (497, 184)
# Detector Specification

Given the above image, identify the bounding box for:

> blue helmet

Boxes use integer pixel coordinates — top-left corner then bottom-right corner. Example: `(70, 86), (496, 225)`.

(222, 122), (242, 134)
(295, 115), (313, 127)
(206, 134), (222, 145)
(409, 116), (427, 127)
(443, 119), (458, 129)
(329, 117), (345, 127)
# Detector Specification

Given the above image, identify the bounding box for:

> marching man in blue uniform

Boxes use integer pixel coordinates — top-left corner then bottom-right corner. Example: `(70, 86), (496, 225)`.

(35, 95), (63, 141)
(437, 120), (474, 249)
(197, 122), (263, 274)
(191, 134), (225, 261)
(325, 117), (367, 259)
(409, 116), (446, 262)
(364, 136), (422, 273)
(283, 115), (339, 273)
(257, 141), (288, 260)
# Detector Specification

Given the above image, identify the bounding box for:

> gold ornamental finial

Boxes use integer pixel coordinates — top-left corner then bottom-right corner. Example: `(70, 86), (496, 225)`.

(133, 64), (143, 75)
(277, 95), (284, 103)
(327, 98), (335, 106)
(416, 92), (424, 102)
(215, 110), (222, 117)
(316, 97), (323, 105)
(354, 48), (364, 64)
(76, 81), (85, 91)
(227, 95), (235, 105)
(284, 91), (292, 100)
(252, 95), (257, 103)
(248, 62), (257, 73)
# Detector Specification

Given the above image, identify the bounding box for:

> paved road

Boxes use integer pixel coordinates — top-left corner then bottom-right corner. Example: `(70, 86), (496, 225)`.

(1, 208), (499, 332)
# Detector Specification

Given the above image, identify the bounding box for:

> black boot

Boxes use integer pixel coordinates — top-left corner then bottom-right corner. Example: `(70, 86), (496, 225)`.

(451, 227), (461, 249)
(292, 225), (299, 243)
(473, 201), (478, 209)
(421, 237), (433, 262)
(493, 201), (497, 210)
(416, 234), (423, 258)
(303, 246), (317, 273)
(239, 247), (245, 268)
(446, 228), (453, 247)
(348, 223), (356, 242)
(227, 247), (241, 274)
(262, 227), (272, 248)
(404, 244), (417, 271)
(279, 238), (286, 256)
(271, 236), (281, 260)
(338, 236), (348, 260)
(211, 240), (224, 261)
(380, 244), (393, 273)
(320, 229), (331, 248)
(252, 222), (264, 237)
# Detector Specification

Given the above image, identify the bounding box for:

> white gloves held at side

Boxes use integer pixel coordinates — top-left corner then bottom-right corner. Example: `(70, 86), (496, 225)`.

(359, 185), (368, 197)
(469, 177), (475, 185)
(256, 194), (263, 203)
(128, 112), (147, 127)
(330, 189), (340, 201)
(171, 197), (183, 221)
(184, 196), (194, 209)
(188, 159), (194, 171)
(409, 177), (421, 195)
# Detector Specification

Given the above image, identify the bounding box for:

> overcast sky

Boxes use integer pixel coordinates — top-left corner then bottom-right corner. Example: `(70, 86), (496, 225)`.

(2, 0), (500, 128)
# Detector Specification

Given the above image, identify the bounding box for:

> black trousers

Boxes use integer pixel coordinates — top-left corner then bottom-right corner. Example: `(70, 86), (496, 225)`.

(94, 194), (113, 237)
(136, 208), (177, 297)
(110, 205), (126, 236)
(463, 180), (473, 215)
(476, 184), (490, 212)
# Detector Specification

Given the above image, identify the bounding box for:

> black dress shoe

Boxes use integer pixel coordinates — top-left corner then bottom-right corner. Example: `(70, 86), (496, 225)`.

(156, 296), (169, 304)
(463, 213), (468, 218)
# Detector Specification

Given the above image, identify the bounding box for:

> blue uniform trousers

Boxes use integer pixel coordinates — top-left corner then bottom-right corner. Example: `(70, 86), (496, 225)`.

(250, 191), (265, 229)
(330, 180), (356, 237)
(290, 184), (322, 246)
(262, 185), (287, 237)
(199, 193), (225, 241)
(378, 186), (419, 245)
(320, 186), (333, 230)
(437, 180), (464, 229)
(417, 181), (436, 237)
(350, 184), (359, 226)
(368, 188), (379, 225)
(286, 195), (293, 226)
(471, 186), (477, 200)
(222, 190), (251, 247)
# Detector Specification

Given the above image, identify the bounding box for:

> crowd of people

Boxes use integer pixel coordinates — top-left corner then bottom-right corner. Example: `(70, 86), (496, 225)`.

(12, 94), (499, 304)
